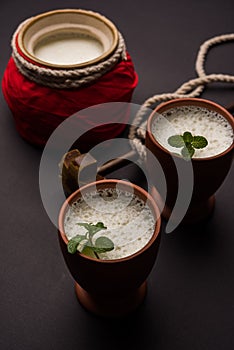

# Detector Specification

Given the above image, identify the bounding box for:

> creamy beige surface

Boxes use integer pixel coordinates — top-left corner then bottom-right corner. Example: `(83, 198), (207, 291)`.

(34, 33), (104, 65)
(64, 188), (156, 260)
(151, 106), (233, 158)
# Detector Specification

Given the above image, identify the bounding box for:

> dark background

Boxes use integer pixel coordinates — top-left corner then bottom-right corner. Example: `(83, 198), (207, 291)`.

(0, 1), (234, 349)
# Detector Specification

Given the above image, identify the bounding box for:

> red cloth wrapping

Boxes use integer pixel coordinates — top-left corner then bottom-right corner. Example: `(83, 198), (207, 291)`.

(2, 54), (138, 149)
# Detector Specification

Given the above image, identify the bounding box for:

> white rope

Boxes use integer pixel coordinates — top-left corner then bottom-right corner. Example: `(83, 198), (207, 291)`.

(130, 33), (234, 161)
(12, 18), (127, 89)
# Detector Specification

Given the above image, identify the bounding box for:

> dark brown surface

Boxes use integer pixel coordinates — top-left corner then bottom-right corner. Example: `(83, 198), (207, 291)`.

(0, 1), (234, 349)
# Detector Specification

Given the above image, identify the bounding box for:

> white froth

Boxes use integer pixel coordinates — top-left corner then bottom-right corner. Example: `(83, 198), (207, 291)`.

(34, 33), (103, 65)
(64, 188), (156, 260)
(151, 106), (233, 158)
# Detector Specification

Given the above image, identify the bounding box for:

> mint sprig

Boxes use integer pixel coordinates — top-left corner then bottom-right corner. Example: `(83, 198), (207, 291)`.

(168, 131), (208, 160)
(67, 222), (114, 259)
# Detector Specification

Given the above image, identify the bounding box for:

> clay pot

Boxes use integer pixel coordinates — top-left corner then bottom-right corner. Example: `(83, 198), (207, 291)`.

(17, 9), (118, 69)
(2, 9), (138, 148)
(146, 98), (234, 225)
(58, 179), (161, 317)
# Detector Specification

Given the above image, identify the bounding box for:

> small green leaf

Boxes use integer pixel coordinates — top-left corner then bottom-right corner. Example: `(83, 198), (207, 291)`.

(67, 235), (86, 254)
(96, 222), (106, 227)
(192, 136), (208, 149)
(181, 144), (195, 160)
(92, 236), (114, 253)
(77, 222), (107, 237)
(183, 131), (193, 143)
(168, 135), (185, 148)
(81, 246), (97, 258)
(168, 130), (208, 159)
(67, 221), (114, 258)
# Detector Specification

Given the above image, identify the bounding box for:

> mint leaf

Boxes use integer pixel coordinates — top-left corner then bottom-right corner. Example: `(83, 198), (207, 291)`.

(81, 246), (97, 258)
(168, 135), (184, 148)
(77, 222), (107, 237)
(181, 144), (195, 160)
(67, 235), (87, 254)
(192, 136), (208, 149)
(92, 236), (114, 253)
(183, 131), (193, 143)
(168, 130), (208, 159)
(67, 222), (114, 258)
(96, 222), (107, 229)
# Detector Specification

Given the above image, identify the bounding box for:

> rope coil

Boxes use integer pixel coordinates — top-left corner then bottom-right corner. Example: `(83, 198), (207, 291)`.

(129, 33), (234, 161)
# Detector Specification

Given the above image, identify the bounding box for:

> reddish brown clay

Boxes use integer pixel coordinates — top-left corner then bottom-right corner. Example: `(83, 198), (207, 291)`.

(146, 98), (234, 225)
(58, 179), (161, 317)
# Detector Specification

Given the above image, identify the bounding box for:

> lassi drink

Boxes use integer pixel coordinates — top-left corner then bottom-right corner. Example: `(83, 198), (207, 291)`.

(151, 105), (233, 158)
(64, 187), (156, 260)
(34, 33), (104, 65)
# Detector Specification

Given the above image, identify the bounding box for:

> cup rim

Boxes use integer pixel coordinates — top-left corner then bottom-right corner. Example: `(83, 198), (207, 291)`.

(58, 179), (161, 264)
(147, 97), (234, 162)
(17, 8), (119, 69)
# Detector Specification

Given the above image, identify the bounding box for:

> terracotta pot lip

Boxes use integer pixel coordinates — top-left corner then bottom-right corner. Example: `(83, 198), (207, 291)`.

(17, 8), (119, 69)
(58, 179), (161, 264)
(147, 97), (234, 162)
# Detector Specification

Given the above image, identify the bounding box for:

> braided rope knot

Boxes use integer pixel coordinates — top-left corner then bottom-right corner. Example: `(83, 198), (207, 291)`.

(129, 33), (234, 161)
(11, 19), (127, 89)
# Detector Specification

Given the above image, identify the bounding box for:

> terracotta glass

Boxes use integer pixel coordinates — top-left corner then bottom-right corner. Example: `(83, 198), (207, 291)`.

(146, 98), (234, 225)
(58, 179), (161, 317)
